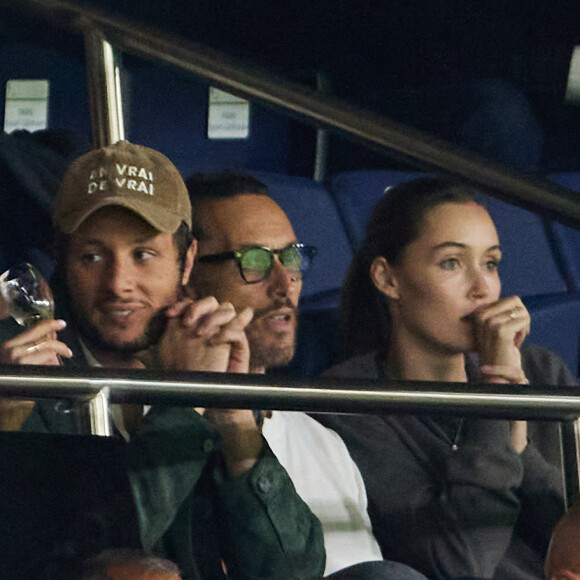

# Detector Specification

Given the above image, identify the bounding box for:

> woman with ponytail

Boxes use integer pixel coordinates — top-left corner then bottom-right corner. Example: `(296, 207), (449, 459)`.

(317, 177), (575, 580)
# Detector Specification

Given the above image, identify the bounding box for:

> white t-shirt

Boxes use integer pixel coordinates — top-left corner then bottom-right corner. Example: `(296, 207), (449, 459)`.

(262, 411), (382, 575)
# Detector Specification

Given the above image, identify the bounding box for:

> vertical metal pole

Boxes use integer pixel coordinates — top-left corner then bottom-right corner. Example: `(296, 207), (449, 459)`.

(75, 388), (112, 436)
(313, 71), (330, 182)
(561, 419), (580, 509)
(79, 23), (124, 433)
(83, 25), (126, 148)
(313, 126), (329, 182)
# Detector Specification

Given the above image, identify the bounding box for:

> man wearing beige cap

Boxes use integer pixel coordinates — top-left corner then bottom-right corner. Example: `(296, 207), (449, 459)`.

(0, 140), (250, 431)
(0, 141), (324, 580)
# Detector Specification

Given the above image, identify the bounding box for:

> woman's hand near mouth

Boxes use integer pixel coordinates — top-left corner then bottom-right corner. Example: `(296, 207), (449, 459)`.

(470, 295), (530, 382)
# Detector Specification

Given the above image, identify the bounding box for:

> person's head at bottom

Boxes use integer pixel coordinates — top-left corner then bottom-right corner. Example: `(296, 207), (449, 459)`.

(80, 549), (182, 579)
(324, 559), (428, 579)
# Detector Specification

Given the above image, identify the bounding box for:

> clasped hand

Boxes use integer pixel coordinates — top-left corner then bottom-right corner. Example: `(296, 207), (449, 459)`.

(156, 296), (254, 374)
(155, 297), (261, 476)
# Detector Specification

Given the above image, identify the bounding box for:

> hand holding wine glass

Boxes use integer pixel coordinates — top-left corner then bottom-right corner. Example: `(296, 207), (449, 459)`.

(0, 263), (71, 366)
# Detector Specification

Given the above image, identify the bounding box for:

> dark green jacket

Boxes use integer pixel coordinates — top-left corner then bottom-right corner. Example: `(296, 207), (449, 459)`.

(130, 406), (325, 580)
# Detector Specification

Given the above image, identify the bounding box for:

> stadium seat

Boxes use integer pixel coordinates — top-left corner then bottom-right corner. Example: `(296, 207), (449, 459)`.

(479, 194), (569, 300)
(0, 432), (138, 579)
(548, 173), (580, 294)
(527, 297), (580, 378)
(328, 170), (422, 251)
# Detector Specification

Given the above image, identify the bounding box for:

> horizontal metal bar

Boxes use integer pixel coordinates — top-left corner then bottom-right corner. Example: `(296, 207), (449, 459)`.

(0, 366), (579, 420)
(5, 0), (580, 228)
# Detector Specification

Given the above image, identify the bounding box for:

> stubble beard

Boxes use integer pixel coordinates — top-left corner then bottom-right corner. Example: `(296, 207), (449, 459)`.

(246, 309), (298, 371)
(70, 285), (183, 357)
(72, 308), (168, 356)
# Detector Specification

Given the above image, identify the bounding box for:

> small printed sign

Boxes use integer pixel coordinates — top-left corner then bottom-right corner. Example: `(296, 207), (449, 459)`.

(4, 79), (49, 133)
(207, 87), (250, 139)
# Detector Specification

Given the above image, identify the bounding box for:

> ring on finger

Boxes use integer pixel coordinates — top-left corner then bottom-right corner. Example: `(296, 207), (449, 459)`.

(25, 343), (41, 353)
(509, 309), (518, 319)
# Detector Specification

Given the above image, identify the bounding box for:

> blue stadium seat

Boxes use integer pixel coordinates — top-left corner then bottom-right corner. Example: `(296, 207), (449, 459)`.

(527, 297), (580, 378)
(479, 194), (569, 300)
(328, 170), (422, 251)
(279, 307), (343, 380)
(548, 173), (580, 294)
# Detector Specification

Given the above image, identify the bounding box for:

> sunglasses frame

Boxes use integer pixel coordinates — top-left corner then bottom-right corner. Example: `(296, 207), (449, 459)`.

(197, 242), (317, 284)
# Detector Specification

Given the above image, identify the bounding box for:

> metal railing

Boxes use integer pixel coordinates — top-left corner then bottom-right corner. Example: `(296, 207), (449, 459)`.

(1, 366), (580, 505)
(83, 26), (126, 146)
(1, 366), (579, 418)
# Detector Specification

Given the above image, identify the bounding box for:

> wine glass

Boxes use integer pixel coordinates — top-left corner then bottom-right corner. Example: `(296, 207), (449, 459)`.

(0, 262), (55, 328)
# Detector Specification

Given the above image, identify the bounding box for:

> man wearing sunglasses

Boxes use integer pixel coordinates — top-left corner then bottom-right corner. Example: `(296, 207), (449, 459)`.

(184, 172), (428, 580)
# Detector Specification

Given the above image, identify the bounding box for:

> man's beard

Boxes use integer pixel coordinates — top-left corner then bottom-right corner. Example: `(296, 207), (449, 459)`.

(71, 306), (168, 357)
(246, 303), (298, 370)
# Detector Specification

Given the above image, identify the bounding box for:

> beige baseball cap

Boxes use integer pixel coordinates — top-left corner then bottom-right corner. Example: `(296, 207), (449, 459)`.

(53, 140), (192, 234)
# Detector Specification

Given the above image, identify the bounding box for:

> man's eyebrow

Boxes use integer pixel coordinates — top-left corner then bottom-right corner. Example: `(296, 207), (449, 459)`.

(233, 240), (300, 250)
(132, 233), (159, 244)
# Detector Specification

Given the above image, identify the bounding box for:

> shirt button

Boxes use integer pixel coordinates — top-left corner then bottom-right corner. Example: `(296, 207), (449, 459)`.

(257, 476), (272, 494)
(203, 439), (214, 453)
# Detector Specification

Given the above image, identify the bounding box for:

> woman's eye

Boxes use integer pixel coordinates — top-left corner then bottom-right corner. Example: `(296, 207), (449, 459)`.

(485, 259), (499, 271)
(439, 258), (459, 270)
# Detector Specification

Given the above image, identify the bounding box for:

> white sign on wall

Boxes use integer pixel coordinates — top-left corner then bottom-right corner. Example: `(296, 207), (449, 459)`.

(207, 87), (250, 139)
(4, 79), (50, 133)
